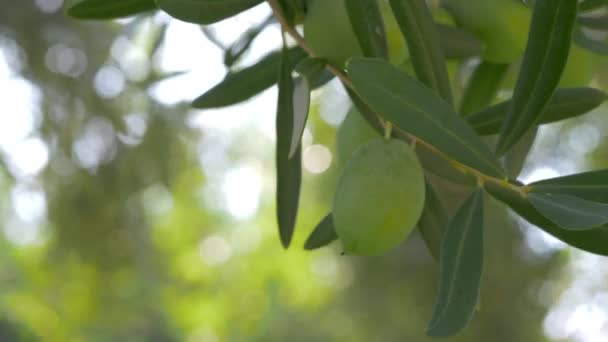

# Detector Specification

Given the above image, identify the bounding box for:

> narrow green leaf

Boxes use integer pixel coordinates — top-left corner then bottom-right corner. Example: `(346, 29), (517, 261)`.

(468, 87), (607, 136)
(286, 58), (328, 158)
(304, 214), (338, 250)
(347, 58), (505, 178)
(529, 169), (608, 203)
(427, 189), (484, 337)
(459, 62), (509, 116)
(579, 0), (608, 12)
(529, 193), (608, 230)
(578, 15), (608, 31)
(504, 128), (537, 180)
(485, 182), (608, 256)
(223, 15), (273, 67)
(294, 57), (327, 83)
(389, 0), (454, 104)
(418, 181), (448, 261)
(496, 0), (578, 156)
(192, 48), (306, 109)
(288, 77), (310, 159)
(276, 42), (302, 248)
(67, 0), (156, 19)
(436, 23), (483, 60)
(574, 29), (608, 55)
(345, 0), (388, 59)
(156, 0), (264, 24)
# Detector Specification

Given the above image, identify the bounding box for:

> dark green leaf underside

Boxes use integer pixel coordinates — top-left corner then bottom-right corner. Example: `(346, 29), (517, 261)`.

(496, 0), (578, 156)
(529, 193), (608, 230)
(193, 48), (306, 109)
(529, 169), (608, 203)
(276, 43), (302, 248)
(427, 189), (484, 337)
(468, 87), (607, 135)
(304, 214), (338, 250)
(389, 0), (453, 104)
(155, 0), (264, 25)
(67, 0), (156, 19)
(485, 182), (608, 256)
(345, 0), (389, 59)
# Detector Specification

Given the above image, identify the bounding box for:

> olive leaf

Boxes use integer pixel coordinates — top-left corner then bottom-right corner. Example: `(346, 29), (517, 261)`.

(485, 182), (608, 256)
(389, 0), (453, 104)
(504, 128), (537, 180)
(496, 0), (578, 156)
(528, 193), (608, 230)
(67, 0), (156, 19)
(155, 0), (264, 25)
(459, 62), (509, 117)
(578, 15), (608, 31)
(427, 189), (484, 337)
(468, 87), (607, 136)
(574, 29), (608, 55)
(345, 0), (389, 59)
(276, 42), (302, 249)
(347, 58), (505, 178)
(579, 0), (608, 12)
(529, 169), (608, 203)
(192, 48), (307, 109)
(304, 214), (338, 250)
(287, 57), (328, 158)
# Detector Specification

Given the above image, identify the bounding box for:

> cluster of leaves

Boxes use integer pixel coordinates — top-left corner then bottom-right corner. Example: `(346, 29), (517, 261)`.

(67, 0), (608, 337)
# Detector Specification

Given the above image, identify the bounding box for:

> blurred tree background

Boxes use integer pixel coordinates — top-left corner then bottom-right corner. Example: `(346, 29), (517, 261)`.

(0, 1), (607, 341)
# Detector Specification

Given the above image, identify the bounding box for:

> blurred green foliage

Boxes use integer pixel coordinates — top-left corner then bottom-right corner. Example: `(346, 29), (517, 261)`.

(0, 1), (606, 341)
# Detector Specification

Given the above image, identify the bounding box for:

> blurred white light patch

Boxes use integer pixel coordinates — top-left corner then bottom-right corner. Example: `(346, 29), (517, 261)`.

(94, 65), (126, 98)
(35, 0), (63, 13)
(4, 137), (49, 177)
(311, 252), (354, 289)
(521, 166), (561, 184)
(519, 217), (566, 256)
(3, 216), (44, 247)
(111, 36), (150, 82)
(318, 79), (350, 127)
(545, 303), (608, 342)
(0, 77), (41, 148)
(230, 225), (261, 254)
(149, 20), (224, 105)
(568, 123), (601, 155)
(220, 163), (262, 220)
(72, 118), (117, 169)
(199, 235), (232, 266)
(118, 113), (148, 146)
(0, 36), (26, 76)
(303, 144), (332, 174)
(11, 184), (47, 224)
(45, 44), (87, 77)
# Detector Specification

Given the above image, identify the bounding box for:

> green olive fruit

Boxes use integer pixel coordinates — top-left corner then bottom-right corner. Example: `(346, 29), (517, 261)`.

(336, 107), (380, 163)
(304, 0), (407, 66)
(443, 0), (531, 63)
(333, 138), (426, 255)
(303, 0), (363, 67)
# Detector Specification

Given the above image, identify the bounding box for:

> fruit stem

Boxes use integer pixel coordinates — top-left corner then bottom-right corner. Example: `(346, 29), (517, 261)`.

(266, 0), (352, 87)
(384, 122), (392, 140)
(266, 0), (528, 197)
